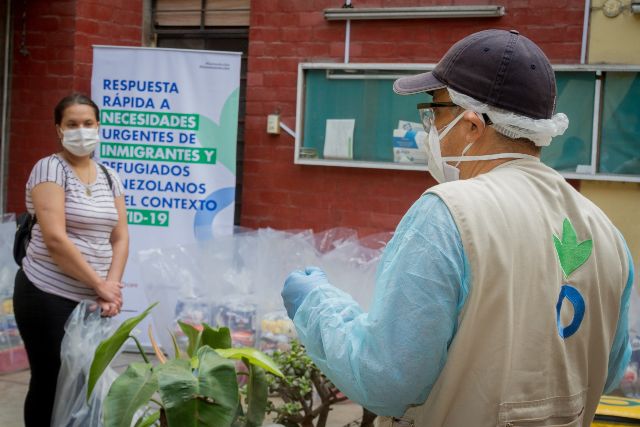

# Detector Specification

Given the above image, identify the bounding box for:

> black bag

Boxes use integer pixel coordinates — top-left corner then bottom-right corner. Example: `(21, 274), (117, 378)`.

(13, 162), (114, 267)
(13, 212), (36, 266)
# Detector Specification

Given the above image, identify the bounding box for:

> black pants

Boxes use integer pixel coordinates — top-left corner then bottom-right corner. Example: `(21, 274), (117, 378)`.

(13, 268), (78, 427)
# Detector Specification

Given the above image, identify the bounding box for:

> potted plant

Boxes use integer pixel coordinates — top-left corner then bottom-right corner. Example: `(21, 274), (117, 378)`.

(88, 303), (284, 427)
(266, 340), (347, 427)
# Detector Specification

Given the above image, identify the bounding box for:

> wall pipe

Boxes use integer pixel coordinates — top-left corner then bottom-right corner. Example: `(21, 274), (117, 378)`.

(280, 1), (353, 140)
(344, 0), (351, 63)
(1, 0), (12, 215)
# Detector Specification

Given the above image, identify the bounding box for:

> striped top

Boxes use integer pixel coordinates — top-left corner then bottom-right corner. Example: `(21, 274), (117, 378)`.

(22, 154), (125, 302)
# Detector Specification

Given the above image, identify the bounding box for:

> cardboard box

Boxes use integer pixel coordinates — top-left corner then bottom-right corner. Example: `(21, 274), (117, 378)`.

(392, 129), (426, 164)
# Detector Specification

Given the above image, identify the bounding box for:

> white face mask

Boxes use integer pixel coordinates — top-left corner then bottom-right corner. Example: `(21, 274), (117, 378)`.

(417, 111), (539, 184)
(61, 128), (99, 157)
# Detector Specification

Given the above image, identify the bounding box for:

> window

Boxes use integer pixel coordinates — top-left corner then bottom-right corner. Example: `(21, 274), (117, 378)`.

(295, 63), (640, 182)
(599, 72), (640, 175)
(154, 0), (249, 27)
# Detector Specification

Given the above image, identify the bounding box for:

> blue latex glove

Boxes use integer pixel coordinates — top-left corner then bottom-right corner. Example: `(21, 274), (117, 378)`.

(282, 266), (329, 319)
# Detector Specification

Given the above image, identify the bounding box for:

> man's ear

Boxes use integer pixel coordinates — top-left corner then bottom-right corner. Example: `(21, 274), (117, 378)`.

(463, 111), (486, 143)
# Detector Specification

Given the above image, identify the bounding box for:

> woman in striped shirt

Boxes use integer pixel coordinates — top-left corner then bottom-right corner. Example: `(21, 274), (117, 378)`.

(13, 93), (129, 427)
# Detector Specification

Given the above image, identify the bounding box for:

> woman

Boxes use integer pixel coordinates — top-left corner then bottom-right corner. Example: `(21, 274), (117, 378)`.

(13, 93), (129, 426)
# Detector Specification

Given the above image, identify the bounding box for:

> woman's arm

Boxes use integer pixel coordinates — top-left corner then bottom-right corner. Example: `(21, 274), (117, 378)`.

(107, 195), (129, 283)
(31, 182), (122, 307)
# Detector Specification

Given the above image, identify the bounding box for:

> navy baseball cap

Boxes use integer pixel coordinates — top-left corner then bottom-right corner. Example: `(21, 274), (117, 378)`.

(393, 29), (557, 120)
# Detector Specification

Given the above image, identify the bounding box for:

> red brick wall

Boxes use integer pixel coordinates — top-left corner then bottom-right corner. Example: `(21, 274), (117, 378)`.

(7, 0), (143, 214)
(6, 1), (584, 232)
(242, 0), (585, 235)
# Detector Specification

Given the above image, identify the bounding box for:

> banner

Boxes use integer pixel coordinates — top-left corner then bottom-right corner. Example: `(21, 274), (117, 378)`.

(91, 46), (241, 342)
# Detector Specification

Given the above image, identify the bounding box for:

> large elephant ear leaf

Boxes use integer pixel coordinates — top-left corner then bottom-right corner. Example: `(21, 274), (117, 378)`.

(157, 349), (238, 427)
(245, 363), (268, 427)
(88, 302), (158, 400)
(103, 362), (158, 427)
(216, 347), (284, 378)
(196, 347), (239, 425)
(201, 323), (232, 350)
(178, 321), (202, 358)
(134, 411), (160, 427)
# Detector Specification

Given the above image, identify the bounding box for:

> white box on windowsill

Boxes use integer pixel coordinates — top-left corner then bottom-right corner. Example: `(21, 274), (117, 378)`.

(393, 129), (426, 164)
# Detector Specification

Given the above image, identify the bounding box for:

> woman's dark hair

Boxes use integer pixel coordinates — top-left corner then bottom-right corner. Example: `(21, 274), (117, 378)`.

(54, 93), (100, 125)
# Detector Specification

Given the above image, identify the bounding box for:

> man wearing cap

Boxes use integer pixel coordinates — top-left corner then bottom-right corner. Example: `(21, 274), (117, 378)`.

(281, 29), (634, 426)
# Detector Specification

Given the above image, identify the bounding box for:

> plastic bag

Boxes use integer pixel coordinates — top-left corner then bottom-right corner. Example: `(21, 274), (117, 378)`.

(51, 300), (120, 427)
(0, 217), (28, 374)
(620, 258), (640, 397)
(139, 227), (391, 353)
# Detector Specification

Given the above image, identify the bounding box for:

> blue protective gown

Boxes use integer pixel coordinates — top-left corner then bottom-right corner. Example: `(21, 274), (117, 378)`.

(293, 193), (635, 417)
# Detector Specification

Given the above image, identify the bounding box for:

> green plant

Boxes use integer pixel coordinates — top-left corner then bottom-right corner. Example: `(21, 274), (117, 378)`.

(266, 340), (348, 427)
(88, 303), (284, 427)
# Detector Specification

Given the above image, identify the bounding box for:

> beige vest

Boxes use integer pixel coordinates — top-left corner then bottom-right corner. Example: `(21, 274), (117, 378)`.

(377, 159), (629, 427)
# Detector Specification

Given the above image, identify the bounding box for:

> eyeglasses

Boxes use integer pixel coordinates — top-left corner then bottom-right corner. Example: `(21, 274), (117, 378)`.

(416, 102), (493, 132)
(416, 102), (459, 133)
(416, 102), (459, 110)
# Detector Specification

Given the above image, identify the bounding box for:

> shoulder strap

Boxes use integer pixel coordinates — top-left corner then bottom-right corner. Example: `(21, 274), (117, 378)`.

(97, 163), (114, 190)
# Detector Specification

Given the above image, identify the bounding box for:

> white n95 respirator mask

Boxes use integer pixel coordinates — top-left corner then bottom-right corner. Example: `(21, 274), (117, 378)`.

(62, 128), (99, 157)
(417, 111), (538, 184)
(415, 111), (465, 184)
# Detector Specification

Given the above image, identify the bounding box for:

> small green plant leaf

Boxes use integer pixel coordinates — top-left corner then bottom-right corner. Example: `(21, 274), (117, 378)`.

(216, 347), (284, 378)
(157, 348), (238, 427)
(190, 355), (199, 370)
(201, 324), (232, 350)
(553, 218), (593, 278)
(88, 302), (158, 400)
(178, 321), (201, 358)
(134, 410), (160, 427)
(103, 362), (158, 427)
(148, 325), (167, 364)
(169, 330), (183, 359)
(245, 362), (268, 427)
(231, 400), (244, 427)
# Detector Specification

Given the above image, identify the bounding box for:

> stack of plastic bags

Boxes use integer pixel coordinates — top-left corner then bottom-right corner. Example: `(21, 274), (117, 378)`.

(138, 227), (392, 355)
(0, 214), (29, 374)
(620, 262), (640, 398)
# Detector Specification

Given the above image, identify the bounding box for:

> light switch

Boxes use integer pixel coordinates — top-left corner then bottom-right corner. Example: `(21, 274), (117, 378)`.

(267, 114), (280, 134)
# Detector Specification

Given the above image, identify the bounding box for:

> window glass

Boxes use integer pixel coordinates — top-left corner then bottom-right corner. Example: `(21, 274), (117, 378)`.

(599, 72), (640, 175)
(303, 70), (424, 162)
(541, 72), (595, 172)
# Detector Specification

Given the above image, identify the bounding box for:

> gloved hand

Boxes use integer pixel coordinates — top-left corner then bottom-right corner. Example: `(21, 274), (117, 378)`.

(282, 266), (329, 319)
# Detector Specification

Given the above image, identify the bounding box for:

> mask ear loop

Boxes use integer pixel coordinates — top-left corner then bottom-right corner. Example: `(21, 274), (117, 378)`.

(438, 112), (465, 139)
(451, 111), (485, 168)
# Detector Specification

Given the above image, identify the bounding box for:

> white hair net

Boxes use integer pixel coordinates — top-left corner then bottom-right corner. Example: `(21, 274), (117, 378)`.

(447, 87), (569, 147)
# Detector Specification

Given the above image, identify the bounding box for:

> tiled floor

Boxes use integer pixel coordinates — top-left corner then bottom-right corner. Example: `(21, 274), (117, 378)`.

(0, 367), (28, 427)
(0, 352), (363, 427)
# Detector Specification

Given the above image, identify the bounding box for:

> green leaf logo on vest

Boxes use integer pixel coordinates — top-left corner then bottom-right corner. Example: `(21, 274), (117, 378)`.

(553, 218), (593, 278)
(553, 218), (592, 339)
